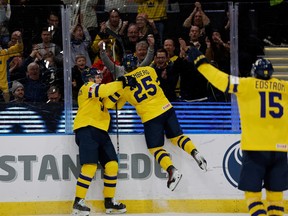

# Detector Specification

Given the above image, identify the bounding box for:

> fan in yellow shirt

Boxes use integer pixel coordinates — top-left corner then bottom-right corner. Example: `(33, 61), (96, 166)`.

(182, 40), (288, 216)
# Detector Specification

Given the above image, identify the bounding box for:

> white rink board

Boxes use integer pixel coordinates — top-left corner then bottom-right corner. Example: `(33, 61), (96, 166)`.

(0, 134), (287, 202)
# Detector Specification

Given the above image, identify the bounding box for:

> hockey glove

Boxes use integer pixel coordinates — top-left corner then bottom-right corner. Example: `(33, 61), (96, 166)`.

(187, 46), (209, 68)
(117, 76), (137, 89)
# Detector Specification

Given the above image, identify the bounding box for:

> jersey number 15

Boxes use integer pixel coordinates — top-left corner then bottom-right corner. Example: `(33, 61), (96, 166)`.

(259, 91), (283, 118)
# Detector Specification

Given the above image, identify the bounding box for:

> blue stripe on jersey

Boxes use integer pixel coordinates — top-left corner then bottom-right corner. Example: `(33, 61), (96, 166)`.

(108, 95), (117, 103)
(88, 91), (92, 98)
(114, 92), (121, 98)
(95, 85), (100, 97)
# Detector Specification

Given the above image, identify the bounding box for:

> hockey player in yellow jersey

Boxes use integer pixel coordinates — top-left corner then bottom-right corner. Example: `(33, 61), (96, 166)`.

(182, 40), (288, 216)
(98, 41), (207, 192)
(72, 68), (137, 215)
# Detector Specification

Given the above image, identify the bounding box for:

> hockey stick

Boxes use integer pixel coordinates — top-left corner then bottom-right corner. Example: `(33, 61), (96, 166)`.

(116, 103), (120, 160)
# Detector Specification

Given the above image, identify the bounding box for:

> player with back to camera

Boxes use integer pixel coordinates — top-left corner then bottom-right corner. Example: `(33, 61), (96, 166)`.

(180, 39), (288, 216)
(72, 68), (137, 215)
(98, 41), (207, 192)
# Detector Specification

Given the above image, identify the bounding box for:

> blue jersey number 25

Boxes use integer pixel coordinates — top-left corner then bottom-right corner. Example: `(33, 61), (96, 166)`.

(134, 76), (157, 103)
(259, 91), (283, 118)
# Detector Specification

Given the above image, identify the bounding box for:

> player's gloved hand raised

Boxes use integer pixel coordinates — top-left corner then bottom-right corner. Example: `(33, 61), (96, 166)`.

(117, 76), (137, 89)
(187, 46), (209, 68)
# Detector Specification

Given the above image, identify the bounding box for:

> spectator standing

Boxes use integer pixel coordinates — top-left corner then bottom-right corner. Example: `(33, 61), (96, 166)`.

(70, 23), (92, 67)
(46, 11), (63, 49)
(163, 38), (180, 98)
(36, 26), (63, 66)
(71, 54), (89, 104)
(151, 48), (178, 102)
(80, 0), (99, 40)
(135, 0), (167, 44)
(185, 44), (288, 216)
(0, 30), (23, 103)
(91, 8), (128, 63)
(172, 25), (208, 102)
(121, 23), (140, 55)
(189, 25), (207, 54)
(21, 62), (48, 103)
(0, 0), (11, 48)
(71, 68), (137, 215)
(135, 12), (160, 49)
(182, 1), (210, 42)
(205, 29), (230, 74)
(99, 35), (154, 78)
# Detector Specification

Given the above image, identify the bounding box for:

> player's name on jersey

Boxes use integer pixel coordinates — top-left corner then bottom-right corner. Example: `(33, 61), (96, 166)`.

(255, 80), (285, 92)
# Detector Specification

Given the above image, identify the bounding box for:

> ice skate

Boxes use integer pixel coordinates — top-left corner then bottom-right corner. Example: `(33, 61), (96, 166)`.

(105, 198), (127, 214)
(167, 166), (182, 191)
(192, 149), (207, 171)
(72, 197), (90, 216)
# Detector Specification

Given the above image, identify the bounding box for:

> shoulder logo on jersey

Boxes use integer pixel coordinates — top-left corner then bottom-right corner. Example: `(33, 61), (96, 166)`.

(222, 141), (242, 188)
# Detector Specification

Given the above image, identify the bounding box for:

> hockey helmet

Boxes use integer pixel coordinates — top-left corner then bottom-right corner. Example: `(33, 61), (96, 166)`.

(251, 58), (274, 80)
(123, 54), (138, 72)
(82, 68), (101, 82)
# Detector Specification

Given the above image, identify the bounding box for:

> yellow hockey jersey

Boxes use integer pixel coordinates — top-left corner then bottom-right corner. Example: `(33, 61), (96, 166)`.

(198, 63), (288, 152)
(73, 81), (123, 132)
(114, 66), (172, 123)
(137, 0), (167, 21)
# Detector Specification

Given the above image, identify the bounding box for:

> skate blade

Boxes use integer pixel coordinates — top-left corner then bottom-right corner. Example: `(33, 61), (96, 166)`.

(105, 207), (127, 214)
(169, 173), (182, 191)
(72, 209), (90, 216)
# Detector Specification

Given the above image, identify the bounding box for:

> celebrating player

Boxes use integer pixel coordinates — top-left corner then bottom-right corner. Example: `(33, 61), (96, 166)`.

(72, 68), (137, 215)
(99, 40), (207, 192)
(181, 40), (288, 216)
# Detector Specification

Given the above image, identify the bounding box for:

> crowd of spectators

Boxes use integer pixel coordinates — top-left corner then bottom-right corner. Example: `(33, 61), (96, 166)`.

(0, 0), (287, 105)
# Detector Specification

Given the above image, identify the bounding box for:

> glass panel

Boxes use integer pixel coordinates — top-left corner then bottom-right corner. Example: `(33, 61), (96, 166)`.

(1, 2), (244, 135)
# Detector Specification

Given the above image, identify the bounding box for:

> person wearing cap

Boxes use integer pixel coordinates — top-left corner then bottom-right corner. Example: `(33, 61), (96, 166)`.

(46, 86), (62, 103)
(10, 81), (25, 103)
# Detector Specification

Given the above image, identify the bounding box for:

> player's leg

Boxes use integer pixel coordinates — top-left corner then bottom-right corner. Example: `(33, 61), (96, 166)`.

(72, 127), (100, 216)
(99, 132), (126, 214)
(245, 191), (267, 215)
(238, 151), (268, 216)
(165, 108), (207, 171)
(266, 191), (284, 216)
(144, 115), (182, 191)
(265, 152), (288, 216)
(148, 146), (182, 191)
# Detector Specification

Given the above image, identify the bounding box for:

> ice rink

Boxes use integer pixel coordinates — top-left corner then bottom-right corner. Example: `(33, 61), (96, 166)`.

(26, 213), (288, 216)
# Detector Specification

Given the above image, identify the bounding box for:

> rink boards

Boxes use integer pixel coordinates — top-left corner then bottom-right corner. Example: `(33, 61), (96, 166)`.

(0, 134), (287, 215)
